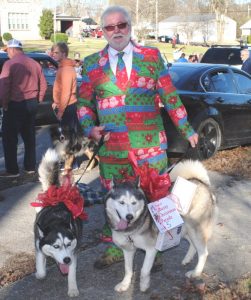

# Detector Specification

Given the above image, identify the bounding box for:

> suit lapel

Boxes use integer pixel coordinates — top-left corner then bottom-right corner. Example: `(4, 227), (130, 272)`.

(97, 43), (144, 94)
(100, 45), (116, 84)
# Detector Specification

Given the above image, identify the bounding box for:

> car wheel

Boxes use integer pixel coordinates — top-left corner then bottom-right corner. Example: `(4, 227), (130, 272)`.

(188, 118), (222, 160)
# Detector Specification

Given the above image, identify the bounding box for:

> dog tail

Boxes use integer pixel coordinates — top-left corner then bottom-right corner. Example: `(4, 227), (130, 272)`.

(169, 159), (210, 186)
(38, 148), (60, 191)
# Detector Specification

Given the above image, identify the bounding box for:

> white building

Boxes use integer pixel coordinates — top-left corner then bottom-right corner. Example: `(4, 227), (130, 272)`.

(0, 0), (43, 40)
(158, 14), (237, 44)
(0, 0), (83, 41)
(55, 14), (82, 38)
(240, 20), (251, 36)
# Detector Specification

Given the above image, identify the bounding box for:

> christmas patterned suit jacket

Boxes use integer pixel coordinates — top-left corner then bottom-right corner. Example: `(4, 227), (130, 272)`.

(77, 43), (195, 189)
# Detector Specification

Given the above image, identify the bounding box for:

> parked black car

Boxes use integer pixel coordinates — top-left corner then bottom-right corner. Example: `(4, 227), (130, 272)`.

(162, 63), (251, 159)
(0, 52), (83, 133)
(200, 46), (251, 67)
(158, 35), (173, 43)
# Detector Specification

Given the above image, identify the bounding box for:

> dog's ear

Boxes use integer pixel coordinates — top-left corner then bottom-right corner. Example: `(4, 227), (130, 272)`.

(111, 176), (120, 189)
(36, 223), (44, 238)
(135, 176), (140, 188)
(111, 176), (115, 189)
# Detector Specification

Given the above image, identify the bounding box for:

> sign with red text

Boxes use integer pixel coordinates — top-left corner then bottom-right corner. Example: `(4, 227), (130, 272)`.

(155, 226), (182, 251)
(148, 196), (184, 233)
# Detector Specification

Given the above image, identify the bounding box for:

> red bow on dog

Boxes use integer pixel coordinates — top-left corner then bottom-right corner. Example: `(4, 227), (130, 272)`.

(125, 151), (171, 202)
(31, 174), (88, 220)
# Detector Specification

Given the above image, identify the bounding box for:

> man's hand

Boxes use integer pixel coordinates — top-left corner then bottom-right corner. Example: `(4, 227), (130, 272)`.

(56, 110), (63, 120)
(90, 126), (110, 143)
(188, 133), (199, 148)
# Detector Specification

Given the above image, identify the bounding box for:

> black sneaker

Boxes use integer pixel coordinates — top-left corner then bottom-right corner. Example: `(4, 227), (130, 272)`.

(0, 171), (20, 178)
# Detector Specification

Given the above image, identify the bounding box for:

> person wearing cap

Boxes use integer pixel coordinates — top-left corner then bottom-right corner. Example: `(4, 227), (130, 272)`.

(0, 39), (47, 178)
(74, 52), (83, 79)
(77, 5), (198, 269)
(52, 42), (78, 128)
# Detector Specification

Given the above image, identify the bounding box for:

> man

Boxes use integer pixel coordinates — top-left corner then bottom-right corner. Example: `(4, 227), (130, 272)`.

(241, 48), (251, 75)
(77, 5), (198, 268)
(52, 42), (78, 128)
(173, 46), (185, 62)
(177, 53), (188, 62)
(0, 39), (47, 177)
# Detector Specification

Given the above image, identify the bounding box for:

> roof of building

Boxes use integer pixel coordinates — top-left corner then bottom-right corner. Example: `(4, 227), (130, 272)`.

(56, 13), (81, 21)
(160, 13), (232, 23)
(240, 20), (251, 29)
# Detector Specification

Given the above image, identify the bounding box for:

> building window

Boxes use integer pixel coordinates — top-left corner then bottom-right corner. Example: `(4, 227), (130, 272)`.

(8, 13), (29, 30)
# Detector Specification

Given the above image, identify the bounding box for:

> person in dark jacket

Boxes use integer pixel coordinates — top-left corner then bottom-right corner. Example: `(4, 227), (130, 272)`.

(241, 48), (251, 75)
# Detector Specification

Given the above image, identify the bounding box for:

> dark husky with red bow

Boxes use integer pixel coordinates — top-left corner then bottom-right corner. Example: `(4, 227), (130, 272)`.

(34, 148), (87, 297)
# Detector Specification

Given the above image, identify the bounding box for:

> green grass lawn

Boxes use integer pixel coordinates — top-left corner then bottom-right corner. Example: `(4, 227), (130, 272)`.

(23, 37), (208, 62)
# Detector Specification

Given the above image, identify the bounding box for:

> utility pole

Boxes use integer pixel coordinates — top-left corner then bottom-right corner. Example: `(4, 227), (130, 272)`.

(54, 2), (57, 43)
(155, 0), (158, 40)
(136, 0), (139, 40)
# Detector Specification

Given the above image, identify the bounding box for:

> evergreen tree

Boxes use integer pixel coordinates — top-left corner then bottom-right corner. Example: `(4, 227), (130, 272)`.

(39, 9), (54, 39)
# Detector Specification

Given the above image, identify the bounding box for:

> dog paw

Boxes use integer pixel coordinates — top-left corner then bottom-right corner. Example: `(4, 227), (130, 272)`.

(68, 288), (79, 297)
(35, 272), (46, 279)
(182, 257), (191, 266)
(114, 281), (130, 292)
(140, 276), (150, 292)
(185, 270), (201, 278)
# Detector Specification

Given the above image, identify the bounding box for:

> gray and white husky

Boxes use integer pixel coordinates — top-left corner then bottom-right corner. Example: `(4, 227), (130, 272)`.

(105, 160), (217, 292)
(34, 149), (82, 297)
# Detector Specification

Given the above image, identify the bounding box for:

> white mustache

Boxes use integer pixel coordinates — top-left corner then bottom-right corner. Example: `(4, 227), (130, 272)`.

(112, 34), (125, 38)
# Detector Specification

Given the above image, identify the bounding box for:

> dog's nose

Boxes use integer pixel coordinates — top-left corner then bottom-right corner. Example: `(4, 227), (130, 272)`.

(126, 214), (133, 221)
(63, 257), (71, 264)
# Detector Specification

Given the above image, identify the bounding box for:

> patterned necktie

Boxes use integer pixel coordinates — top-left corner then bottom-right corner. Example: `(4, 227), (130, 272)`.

(116, 51), (128, 90)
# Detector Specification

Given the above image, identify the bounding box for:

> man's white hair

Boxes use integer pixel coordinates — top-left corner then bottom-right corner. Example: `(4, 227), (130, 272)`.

(241, 48), (249, 55)
(101, 5), (132, 28)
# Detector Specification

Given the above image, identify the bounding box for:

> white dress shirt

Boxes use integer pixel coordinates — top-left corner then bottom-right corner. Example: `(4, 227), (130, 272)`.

(108, 42), (133, 79)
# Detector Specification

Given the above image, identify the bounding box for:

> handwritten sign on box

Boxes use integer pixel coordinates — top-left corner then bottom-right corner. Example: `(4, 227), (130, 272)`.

(155, 226), (182, 251)
(148, 196), (184, 233)
(171, 176), (197, 215)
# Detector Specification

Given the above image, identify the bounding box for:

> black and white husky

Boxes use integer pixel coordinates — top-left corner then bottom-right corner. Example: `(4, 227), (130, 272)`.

(105, 160), (217, 293)
(34, 149), (83, 297)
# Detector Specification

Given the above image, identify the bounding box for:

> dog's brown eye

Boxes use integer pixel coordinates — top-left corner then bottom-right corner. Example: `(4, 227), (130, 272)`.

(119, 201), (125, 205)
(132, 202), (136, 205)
(53, 245), (60, 249)
(66, 242), (71, 247)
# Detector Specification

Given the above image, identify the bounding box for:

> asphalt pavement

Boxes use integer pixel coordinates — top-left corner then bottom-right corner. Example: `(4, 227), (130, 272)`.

(0, 126), (251, 299)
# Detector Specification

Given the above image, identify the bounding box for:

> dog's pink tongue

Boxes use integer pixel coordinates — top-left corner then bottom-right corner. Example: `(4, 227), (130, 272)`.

(117, 219), (128, 230)
(59, 263), (69, 275)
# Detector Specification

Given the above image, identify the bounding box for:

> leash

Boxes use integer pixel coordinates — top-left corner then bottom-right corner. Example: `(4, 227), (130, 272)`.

(75, 135), (104, 185)
(166, 144), (192, 173)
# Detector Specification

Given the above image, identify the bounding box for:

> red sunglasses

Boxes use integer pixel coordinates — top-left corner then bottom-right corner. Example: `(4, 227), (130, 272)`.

(104, 22), (128, 32)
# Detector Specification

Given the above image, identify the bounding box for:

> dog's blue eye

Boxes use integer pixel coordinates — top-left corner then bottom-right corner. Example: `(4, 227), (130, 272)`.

(66, 242), (71, 247)
(132, 202), (136, 205)
(53, 245), (60, 249)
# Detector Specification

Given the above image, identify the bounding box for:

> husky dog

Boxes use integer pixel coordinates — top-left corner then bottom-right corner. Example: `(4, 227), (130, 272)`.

(50, 122), (97, 172)
(105, 160), (217, 292)
(35, 149), (83, 297)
